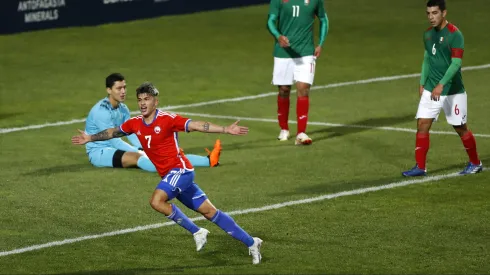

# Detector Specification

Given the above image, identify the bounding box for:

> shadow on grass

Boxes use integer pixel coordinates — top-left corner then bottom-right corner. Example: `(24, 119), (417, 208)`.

(183, 113), (415, 152)
(0, 112), (24, 120)
(309, 113), (415, 143)
(22, 163), (103, 176)
(272, 156), (488, 197)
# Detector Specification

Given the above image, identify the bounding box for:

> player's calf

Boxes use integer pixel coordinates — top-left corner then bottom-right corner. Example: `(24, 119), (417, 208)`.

(151, 189), (202, 237)
(277, 86), (291, 135)
(295, 83), (310, 142)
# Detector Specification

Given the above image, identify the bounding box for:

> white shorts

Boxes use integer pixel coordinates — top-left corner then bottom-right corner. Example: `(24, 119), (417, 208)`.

(416, 90), (467, 126)
(272, 55), (316, 85)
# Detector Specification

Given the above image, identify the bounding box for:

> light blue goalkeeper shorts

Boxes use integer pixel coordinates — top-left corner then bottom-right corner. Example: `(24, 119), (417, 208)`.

(87, 148), (125, 168)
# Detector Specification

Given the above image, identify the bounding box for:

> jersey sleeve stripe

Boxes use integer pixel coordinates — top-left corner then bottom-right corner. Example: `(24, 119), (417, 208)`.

(451, 48), (464, 58)
(185, 119), (192, 132)
(119, 125), (129, 135)
(158, 111), (176, 118)
(128, 115), (141, 120)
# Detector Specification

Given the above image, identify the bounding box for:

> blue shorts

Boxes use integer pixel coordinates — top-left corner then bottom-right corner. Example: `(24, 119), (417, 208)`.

(157, 169), (207, 211)
(88, 148), (124, 168)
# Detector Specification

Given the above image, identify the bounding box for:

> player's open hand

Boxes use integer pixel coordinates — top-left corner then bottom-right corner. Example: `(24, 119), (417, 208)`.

(278, 35), (290, 48)
(225, 120), (249, 136)
(71, 129), (91, 145)
(431, 84), (443, 101)
(314, 46), (322, 58)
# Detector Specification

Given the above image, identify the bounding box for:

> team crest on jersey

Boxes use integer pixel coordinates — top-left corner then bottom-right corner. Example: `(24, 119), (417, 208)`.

(439, 37), (444, 43)
(136, 130), (141, 136)
(154, 126), (161, 134)
(282, 0), (288, 3)
(304, 0), (309, 5)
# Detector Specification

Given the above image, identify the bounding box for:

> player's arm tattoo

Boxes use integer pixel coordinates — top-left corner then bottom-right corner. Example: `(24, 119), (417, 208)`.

(189, 120), (226, 133)
(203, 122), (210, 132)
(91, 127), (125, 141)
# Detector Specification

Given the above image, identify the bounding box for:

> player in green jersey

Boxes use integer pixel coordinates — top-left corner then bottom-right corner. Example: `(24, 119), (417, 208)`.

(267, 0), (329, 145)
(403, 0), (483, 177)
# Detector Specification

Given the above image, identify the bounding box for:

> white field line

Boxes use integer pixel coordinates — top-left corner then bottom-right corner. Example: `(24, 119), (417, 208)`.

(1, 63), (489, 135)
(0, 169), (476, 258)
(177, 112), (490, 138)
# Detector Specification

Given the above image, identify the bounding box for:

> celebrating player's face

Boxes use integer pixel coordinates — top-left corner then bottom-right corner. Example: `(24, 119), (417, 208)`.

(107, 80), (127, 103)
(426, 6), (446, 28)
(137, 93), (158, 117)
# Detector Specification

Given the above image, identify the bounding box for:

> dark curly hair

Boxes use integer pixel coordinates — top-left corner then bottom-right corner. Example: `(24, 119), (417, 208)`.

(136, 82), (159, 97)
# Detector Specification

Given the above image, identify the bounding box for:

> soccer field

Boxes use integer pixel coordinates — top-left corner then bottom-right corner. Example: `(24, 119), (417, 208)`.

(1, 0), (489, 274)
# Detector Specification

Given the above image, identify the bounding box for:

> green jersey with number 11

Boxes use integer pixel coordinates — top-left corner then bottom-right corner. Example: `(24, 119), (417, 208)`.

(269, 0), (327, 58)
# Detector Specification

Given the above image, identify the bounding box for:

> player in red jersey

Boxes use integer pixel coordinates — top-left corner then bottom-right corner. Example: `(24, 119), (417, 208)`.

(72, 82), (263, 264)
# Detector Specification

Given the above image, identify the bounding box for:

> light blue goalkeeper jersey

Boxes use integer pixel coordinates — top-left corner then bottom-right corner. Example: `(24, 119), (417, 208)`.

(84, 97), (142, 154)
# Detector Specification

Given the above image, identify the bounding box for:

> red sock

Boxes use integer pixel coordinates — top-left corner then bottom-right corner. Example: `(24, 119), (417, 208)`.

(277, 95), (290, 130)
(461, 131), (480, 165)
(296, 96), (309, 134)
(415, 132), (430, 170)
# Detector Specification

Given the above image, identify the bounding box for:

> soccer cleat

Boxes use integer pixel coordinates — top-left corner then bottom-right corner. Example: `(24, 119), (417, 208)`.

(295, 132), (312, 145)
(277, 129), (290, 141)
(204, 139), (221, 167)
(193, 228), (210, 252)
(459, 161), (483, 175)
(402, 164), (427, 177)
(248, 237), (263, 265)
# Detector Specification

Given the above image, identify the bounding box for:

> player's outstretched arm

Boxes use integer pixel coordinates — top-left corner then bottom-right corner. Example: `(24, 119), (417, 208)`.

(71, 127), (126, 145)
(187, 120), (248, 136)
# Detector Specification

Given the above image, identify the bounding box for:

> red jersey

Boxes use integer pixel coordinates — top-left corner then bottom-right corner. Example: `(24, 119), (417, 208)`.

(119, 110), (194, 177)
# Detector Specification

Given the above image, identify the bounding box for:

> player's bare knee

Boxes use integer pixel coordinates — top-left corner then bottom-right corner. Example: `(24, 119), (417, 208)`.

(121, 152), (141, 168)
(297, 88), (310, 97)
(453, 124), (468, 137)
(278, 86), (291, 97)
(202, 209), (217, 220)
(149, 196), (160, 210)
(197, 201), (217, 220)
(417, 119), (432, 133)
(149, 191), (166, 210)
(296, 83), (310, 97)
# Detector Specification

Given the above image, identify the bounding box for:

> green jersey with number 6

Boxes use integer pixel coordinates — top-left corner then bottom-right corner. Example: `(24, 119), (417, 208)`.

(423, 23), (465, 95)
(269, 0), (326, 58)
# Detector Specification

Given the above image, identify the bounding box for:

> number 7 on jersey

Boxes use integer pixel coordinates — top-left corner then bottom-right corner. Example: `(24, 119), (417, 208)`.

(145, 135), (152, 148)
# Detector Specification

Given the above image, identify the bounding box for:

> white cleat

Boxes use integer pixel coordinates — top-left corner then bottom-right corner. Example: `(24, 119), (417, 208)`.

(193, 228), (210, 252)
(295, 132), (312, 145)
(248, 237), (263, 264)
(277, 129), (290, 141)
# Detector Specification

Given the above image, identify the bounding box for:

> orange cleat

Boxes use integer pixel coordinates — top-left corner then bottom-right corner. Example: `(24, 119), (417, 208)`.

(205, 139), (222, 167)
